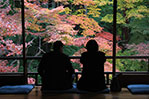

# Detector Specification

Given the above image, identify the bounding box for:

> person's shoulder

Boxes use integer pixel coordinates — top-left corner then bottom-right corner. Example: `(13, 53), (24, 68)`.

(81, 52), (87, 56)
(98, 51), (105, 56)
(61, 53), (69, 58)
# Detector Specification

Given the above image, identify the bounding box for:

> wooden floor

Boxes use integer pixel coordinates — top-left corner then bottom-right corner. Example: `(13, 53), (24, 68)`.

(0, 86), (149, 99)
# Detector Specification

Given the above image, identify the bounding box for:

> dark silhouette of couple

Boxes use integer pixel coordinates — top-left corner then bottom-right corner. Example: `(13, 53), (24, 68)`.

(38, 40), (107, 91)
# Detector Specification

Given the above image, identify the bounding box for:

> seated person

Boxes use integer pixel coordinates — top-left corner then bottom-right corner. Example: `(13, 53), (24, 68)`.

(77, 40), (107, 91)
(38, 41), (74, 90)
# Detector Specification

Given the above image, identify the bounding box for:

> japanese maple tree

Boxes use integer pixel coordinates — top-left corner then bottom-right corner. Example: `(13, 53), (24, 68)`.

(0, 0), (122, 74)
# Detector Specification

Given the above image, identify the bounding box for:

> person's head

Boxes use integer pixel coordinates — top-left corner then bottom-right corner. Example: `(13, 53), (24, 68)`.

(53, 41), (64, 52)
(85, 39), (99, 52)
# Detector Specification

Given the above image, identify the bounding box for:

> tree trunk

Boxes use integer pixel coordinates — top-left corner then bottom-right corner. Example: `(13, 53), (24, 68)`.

(122, 8), (130, 42)
(122, 26), (130, 42)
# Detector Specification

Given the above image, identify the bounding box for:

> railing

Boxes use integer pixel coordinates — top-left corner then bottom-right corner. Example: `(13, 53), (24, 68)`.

(0, 56), (148, 59)
(26, 72), (113, 86)
(0, 56), (149, 85)
(0, 71), (148, 86)
(0, 72), (113, 85)
(27, 71), (149, 86)
(0, 56), (148, 72)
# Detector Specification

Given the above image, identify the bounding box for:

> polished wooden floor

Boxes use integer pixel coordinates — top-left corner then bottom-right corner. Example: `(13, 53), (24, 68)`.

(0, 86), (149, 99)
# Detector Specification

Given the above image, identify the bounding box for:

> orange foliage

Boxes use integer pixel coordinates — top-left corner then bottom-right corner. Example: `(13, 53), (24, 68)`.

(68, 15), (103, 36)
(73, 0), (95, 6)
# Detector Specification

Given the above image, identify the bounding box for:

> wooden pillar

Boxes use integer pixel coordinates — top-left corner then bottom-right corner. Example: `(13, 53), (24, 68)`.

(112, 0), (117, 77)
(21, 0), (27, 84)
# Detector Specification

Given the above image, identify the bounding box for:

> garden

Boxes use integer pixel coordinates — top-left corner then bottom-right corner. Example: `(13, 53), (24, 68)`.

(0, 0), (148, 82)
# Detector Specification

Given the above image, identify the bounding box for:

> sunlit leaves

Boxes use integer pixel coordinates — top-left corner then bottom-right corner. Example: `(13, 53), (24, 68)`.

(101, 14), (113, 23)
(55, 0), (69, 5)
(101, 0), (148, 24)
(68, 15), (103, 36)
(87, 5), (101, 17)
(95, 0), (112, 6)
(63, 7), (72, 14)
(101, 13), (126, 24)
(24, 1), (78, 44)
(73, 0), (95, 6)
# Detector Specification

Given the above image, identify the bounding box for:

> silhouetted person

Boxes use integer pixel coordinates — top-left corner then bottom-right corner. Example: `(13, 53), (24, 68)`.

(77, 39), (107, 91)
(38, 41), (74, 90)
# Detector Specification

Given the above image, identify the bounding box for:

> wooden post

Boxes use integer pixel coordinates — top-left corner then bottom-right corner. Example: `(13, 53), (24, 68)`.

(148, 58), (149, 73)
(21, 0), (27, 84)
(112, 0), (117, 77)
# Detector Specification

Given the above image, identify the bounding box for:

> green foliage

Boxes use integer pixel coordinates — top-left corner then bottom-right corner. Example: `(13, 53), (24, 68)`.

(129, 17), (149, 34)
(37, 75), (42, 84)
(101, 13), (126, 24)
(101, 14), (113, 23)
(101, 0), (148, 23)
(87, 5), (101, 17)
(116, 59), (148, 71)
(18, 61), (24, 72)
(63, 45), (82, 56)
(72, 62), (81, 71)
(92, 4), (113, 33)
(128, 17), (149, 44)
(99, 0), (148, 42)
(117, 49), (138, 56)
(18, 66), (24, 72)
(27, 60), (40, 72)
(129, 33), (149, 44)
(116, 49), (148, 71)
(26, 39), (39, 56)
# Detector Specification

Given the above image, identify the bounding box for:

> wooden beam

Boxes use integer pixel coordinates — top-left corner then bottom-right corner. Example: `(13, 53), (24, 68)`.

(21, 0), (27, 84)
(112, 0), (117, 77)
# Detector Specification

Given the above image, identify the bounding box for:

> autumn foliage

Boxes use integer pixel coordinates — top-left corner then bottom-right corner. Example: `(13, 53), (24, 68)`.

(0, 0), (119, 73)
(0, 0), (148, 76)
